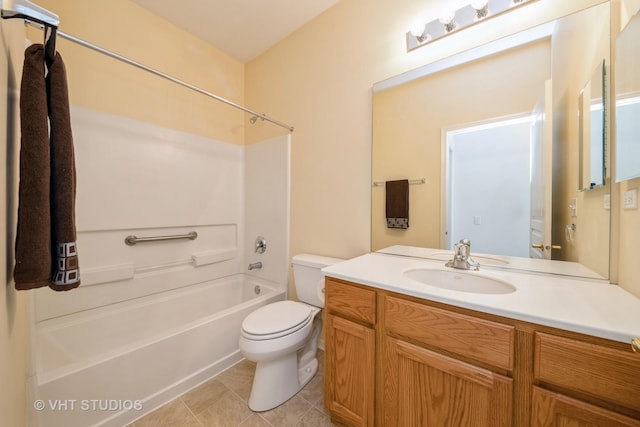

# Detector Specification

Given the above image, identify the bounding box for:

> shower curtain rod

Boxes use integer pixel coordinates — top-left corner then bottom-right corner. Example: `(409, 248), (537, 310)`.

(0, 0), (295, 132)
(55, 31), (295, 132)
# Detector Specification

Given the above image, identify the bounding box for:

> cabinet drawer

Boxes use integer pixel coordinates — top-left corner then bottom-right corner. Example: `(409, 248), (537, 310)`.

(534, 332), (640, 412)
(384, 295), (514, 371)
(325, 279), (376, 325)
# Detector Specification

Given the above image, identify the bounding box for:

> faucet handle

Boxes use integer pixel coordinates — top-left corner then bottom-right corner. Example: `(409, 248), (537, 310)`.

(453, 242), (465, 258)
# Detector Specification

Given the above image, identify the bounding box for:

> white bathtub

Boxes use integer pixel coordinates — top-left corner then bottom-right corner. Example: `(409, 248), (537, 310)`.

(31, 274), (285, 427)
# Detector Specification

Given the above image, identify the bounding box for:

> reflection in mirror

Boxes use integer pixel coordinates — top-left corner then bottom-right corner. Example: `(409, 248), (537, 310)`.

(615, 9), (640, 183)
(578, 60), (606, 191)
(372, 3), (610, 279)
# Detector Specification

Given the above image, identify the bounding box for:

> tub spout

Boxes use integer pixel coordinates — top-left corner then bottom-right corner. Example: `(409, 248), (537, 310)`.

(248, 262), (263, 270)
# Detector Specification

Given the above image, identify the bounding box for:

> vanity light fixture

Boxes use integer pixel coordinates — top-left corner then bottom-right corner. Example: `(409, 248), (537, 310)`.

(406, 0), (538, 52)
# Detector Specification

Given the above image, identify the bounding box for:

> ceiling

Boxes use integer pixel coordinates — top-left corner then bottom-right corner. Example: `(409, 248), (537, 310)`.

(131, 0), (340, 63)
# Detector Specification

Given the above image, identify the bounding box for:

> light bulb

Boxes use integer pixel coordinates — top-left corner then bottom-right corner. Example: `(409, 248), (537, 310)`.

(471, 0), (489, 19)
(439, 8), (456, 32)
(438, 8), (455, 25)
(410, 23), (427, 41)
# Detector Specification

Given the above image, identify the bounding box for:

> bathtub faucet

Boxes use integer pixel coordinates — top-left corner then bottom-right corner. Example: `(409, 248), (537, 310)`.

(248, 262), (263, 270)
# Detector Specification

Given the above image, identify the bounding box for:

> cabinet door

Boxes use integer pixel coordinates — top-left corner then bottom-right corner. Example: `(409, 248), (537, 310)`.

(325, 313), (375, 427)
(383, 336), (512, 427)
(531, 386), (640, 427)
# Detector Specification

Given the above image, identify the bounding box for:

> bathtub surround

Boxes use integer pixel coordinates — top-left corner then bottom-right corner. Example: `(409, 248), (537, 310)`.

(27, 107), (290, 427)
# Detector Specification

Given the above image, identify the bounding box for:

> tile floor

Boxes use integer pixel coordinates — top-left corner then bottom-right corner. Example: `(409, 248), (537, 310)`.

(128, 351), (334, 427)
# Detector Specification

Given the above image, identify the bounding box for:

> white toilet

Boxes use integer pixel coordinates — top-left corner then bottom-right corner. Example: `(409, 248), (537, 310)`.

(239, 253), (343, 412)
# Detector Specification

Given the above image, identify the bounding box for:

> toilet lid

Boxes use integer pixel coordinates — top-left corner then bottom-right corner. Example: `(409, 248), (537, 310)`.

(242, 300), (312, 337)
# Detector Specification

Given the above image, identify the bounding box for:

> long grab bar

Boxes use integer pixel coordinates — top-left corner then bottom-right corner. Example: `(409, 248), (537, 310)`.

(125, 231), (198, 246)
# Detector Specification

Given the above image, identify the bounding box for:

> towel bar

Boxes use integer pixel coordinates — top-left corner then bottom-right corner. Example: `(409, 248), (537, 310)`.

(125, 231), (198, 246)
(372, 178), (426, 187)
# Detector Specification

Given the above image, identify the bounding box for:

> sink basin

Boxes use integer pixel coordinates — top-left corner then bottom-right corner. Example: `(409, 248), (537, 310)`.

(403, 268), (516, 294)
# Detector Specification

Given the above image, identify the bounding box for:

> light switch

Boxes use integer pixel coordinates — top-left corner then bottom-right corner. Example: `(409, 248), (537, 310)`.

(623, 189), (638, 210)
(604, 194), (610, 210)
(473, 215), (482, 225)
(569, 198), (577, 217)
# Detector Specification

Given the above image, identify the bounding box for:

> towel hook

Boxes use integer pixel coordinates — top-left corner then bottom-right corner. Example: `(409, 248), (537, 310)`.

(44, 25), (56, 67)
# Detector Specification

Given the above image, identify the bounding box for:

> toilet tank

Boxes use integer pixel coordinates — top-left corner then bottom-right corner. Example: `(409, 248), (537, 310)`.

(292, 254), (344, 308)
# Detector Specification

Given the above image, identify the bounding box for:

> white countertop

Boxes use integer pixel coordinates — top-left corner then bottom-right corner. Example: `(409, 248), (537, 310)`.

(322, 252), (640, 344)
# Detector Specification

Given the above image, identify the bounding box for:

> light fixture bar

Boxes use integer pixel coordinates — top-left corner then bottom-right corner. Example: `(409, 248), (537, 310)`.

(406, 0), (538, 52)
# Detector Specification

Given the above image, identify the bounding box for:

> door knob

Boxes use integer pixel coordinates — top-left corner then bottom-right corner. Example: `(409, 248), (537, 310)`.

(531, 244), (562, 251)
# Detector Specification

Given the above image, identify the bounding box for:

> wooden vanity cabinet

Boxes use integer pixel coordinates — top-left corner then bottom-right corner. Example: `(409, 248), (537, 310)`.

(531, 332), (640, 426)
(381, 294), (515, 426)
(324, 278), (376, 426)
(324, 277), (640, 427)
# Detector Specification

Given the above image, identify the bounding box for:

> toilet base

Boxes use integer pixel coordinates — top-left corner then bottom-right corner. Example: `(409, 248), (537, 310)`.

(247, 317), (322, 412)
(248, 352), (318, 412)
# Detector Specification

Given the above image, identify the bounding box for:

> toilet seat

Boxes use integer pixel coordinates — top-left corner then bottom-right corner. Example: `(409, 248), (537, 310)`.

(241, 300), (314, 341)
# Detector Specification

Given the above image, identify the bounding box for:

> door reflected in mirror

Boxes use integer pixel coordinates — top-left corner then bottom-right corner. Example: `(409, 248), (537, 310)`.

(615, 10), (640, 183)
(443, 115), (535, 258)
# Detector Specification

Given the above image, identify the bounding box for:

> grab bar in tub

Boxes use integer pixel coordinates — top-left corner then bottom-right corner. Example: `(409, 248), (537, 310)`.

(125, 231), (198, 246)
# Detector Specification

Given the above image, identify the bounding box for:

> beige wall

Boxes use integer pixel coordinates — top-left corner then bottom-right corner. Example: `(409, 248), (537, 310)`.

(33, 0), (246, 145)
(1, 19), (30, 427)
(371, 40), (551, 251)
(246, 0), (616, 297)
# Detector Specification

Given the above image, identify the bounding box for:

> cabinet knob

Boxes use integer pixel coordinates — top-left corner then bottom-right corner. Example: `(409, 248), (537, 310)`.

(632, 338), (640, 353)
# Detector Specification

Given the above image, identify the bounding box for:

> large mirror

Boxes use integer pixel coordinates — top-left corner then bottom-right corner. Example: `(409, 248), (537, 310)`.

(615, 8), (640, 183)
(372, 3), (611, 279)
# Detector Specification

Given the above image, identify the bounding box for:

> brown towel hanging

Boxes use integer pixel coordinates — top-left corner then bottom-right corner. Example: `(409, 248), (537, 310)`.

(14, 44), (80, 291)
(47, 48), (80, 291)
(385, 179), (409, 229)
(14, 44), (52, 290)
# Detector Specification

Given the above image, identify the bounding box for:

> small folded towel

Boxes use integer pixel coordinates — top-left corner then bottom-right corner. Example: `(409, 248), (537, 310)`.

(14, 44), (80, 291)
(14, 45), (52, 290)
(385, 179), (409, 229)
(47, 49), (80, 291)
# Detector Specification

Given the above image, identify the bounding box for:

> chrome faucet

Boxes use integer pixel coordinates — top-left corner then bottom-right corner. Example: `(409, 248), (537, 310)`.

(445, 239), (479, 271)
(248, 262), (263, 270)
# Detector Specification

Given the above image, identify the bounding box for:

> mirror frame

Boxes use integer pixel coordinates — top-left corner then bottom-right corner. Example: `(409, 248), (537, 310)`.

(614, 8), (640, 183)
(578, 59), (607, 191)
